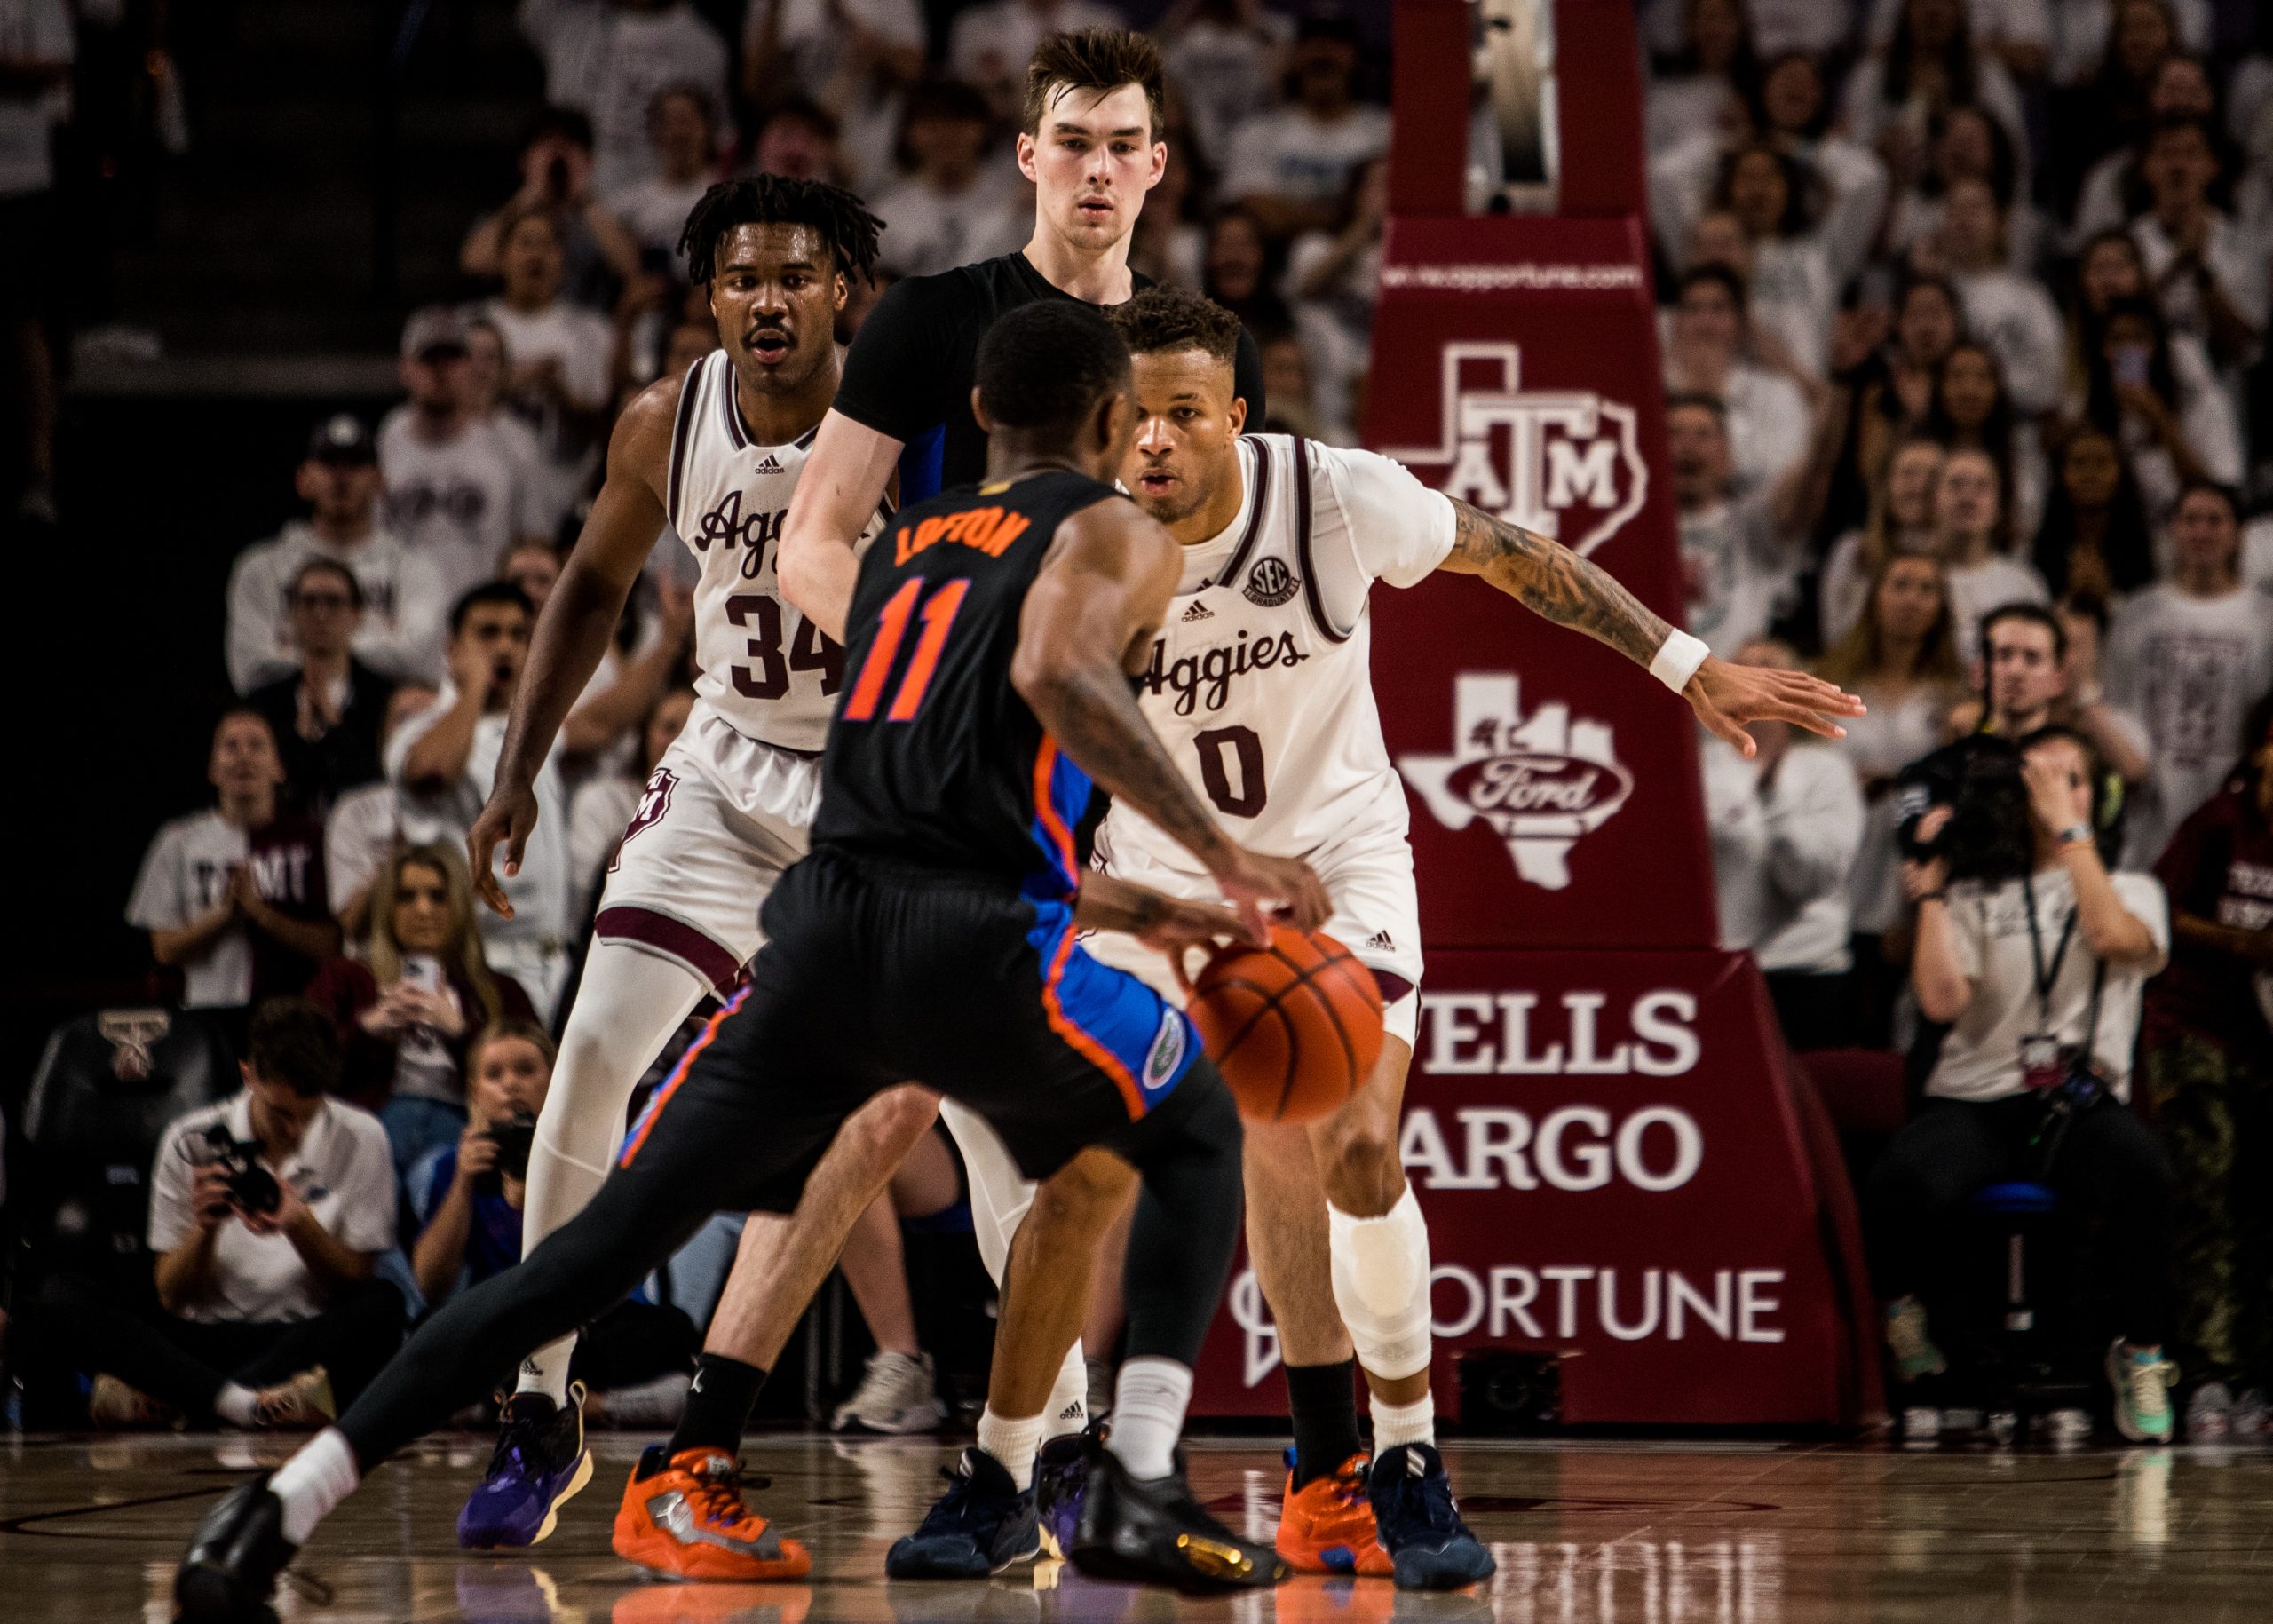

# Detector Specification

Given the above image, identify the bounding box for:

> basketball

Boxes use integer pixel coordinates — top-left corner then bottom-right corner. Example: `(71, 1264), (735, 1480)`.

(1187, 928), (1385, 1123)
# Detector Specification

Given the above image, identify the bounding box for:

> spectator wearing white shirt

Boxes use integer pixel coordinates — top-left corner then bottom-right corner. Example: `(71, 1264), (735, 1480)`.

(1923, 338), (2045, 538)
(1705, 638), (1868, 1051)
(2026, 425), (2157, 604)
(127, 711), (340, 1026)
(226, 416), (450, 696)
(607, 85), (721, 265)
(1926, 446), (2045, 666)
(387, 583), (574, 1019)
(1873, 725), (2177, 1438)
(2128, 115), (2269, 382)
(1887, 102), (2042, 277)
(519, 0), (732, 197)
(869, 80), (1025, 279)
(1921, 179), (2062, 417)
(1949, 601), (2152, 795)
(379, 308), (550, 601)
(1669, 392), (1809, 659)
(1663, 264), (1813, 499)
(742, 0), (925, 139)
(2073, 293), (2241, 522)
(0, 0), (72, 525)
(1222, 11), (1390, 242)
(1861, 0), (2049, 79)
(949, 0), (1124, 114)
(1159, 0), (1292, 166)
(31, 1002), (404, 1429)
(2047, 0), (2207, 88)
(482, 202), (619, 530)
(460, 107), (644, 313)
(1749, 53), (1891, 285)
(2106, 485), (2273, 867)
(1644, 0), (1756, 161)
(1820, 436), (1944, 647)
(327, 684), (438, 943)
(2066, 52), (2215, 248)
(1709, 141), (1839, 374)
(1840, 0), (2028, 194)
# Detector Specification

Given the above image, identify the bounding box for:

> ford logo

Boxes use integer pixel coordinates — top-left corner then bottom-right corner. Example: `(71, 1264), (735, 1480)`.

(1445, 753), (1634, 820)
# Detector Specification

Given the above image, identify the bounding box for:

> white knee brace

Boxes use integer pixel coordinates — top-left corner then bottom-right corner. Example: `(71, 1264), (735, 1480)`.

(1327, 1187), (1433, 1382)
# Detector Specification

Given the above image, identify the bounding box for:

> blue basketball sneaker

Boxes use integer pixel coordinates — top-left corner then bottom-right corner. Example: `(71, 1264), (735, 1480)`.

(1366, 1443), (1496, 1590)
(456, 1385), (594, 1549)
(885, 1446), (1041, 1578)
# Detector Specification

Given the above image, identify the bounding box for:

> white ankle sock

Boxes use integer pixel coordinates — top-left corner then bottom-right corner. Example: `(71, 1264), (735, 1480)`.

(514, 1341), (576, 1407)
(1371, 1390), (1436, 1452)
(270, 1427), (359, 1546)
(1044, 1342), (1089, 1437)
(976, 1406), (1046, 1490)
(1105, 1357), (1192, 1481)
(212, 1382), (259, 1428)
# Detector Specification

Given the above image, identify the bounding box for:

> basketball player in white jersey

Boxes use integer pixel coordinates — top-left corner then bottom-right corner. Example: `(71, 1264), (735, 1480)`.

(448, 176), (931, 1568)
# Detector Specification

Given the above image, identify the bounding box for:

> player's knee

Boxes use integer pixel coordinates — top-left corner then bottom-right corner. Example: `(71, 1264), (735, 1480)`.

(844, 1085), (940, 1160)
(1327, 1186), (1433, 1381)
(1316, 1115), (1400, 1214)
(1031, 1150), (1136, 1236)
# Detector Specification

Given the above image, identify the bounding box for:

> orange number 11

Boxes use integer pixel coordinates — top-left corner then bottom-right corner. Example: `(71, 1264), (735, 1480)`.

(842, 577), (971, 723)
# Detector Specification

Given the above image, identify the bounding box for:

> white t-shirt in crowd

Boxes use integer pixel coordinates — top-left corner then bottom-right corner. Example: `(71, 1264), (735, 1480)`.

(385, 687), (573, 952)
(567, 772), (639, 923)
(377, 407), (548, 599)
(480, 295), (616, 523)
(1163, 12), (1294, 163)
(2131, 213), (2272, 360)
(1679, 491), (1795, 659)
(742, 0), (927, 96)
(225, 520), (450, 694)
(147, 1092), (397, 1324)
(519, 0), (732, 196)
(2105, 583), (2273, 865)
(1722, 361), (1811, 498)
(947, 0), (1121, 90)
(0, 0), (73, 198)
(1928, 867), (2169, 1102)
(2047, 0), (2211, 86)
(324, 781), (400, 927)
(1952, 266), (2065, 416)
(1942, 552), (2047, 670)
(125, 812), (329, 1009)
(1703, 737), (1865, 974)
(1642, 0), (1854, 58)
(610, 172), (713, 264)
(1223, 103), (1393, 211)
(869, 169), (1028, 279)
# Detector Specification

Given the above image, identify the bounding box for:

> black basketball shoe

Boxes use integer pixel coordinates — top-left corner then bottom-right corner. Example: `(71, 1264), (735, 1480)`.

(176, 1479), (297, 1622)
(1070, 1441), (1287, 1593)
(885, 1446), (1040, 1578)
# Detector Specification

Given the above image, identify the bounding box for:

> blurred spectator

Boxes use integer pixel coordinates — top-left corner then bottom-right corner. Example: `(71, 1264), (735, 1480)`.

(226, 416), (449, 695)
(568, 686), (695, 922)
(2142, 700), (2273, 1427)
(1816, 551), (1968, 1037)
(387, 583), (572, 1019)
(1924, 179), (2062, 415)
(327, 685), (439, 943)
(305, 844), (540, 1173)
(950, 0), (1125, 112)
(744, 0), (922, 191)
(1950, 603), (2152, 793)
(1873, 732), (2175, 1433)
(1642, 0), (1852, 62)
(1922, 340), (2044, 538)
(2068, 51), (2219, 247)
(1924, 445), (2043, 664)
(2128, 115), (2269, 381)
(32, 1001), (403, 1429)
(1669, 392), (1810, 658)
(1839, 0), (2026, 195)
(1644, 0), (1755, 160)
(460, 107), (643, 310)
(1253, 327), (1349, 443)
(870, 80), (1023, 279)
(2106, 485), (2273, 865)
(1819, 435), (1944, 646)
(1222, 10), (1389, 242)
(1200, 205), (1291, 335)
(1749, 52), (1891, 280)
(1703, 638), (1866, 1051)
(609, 84), (720, 265)
(2047, 0), (2182, 208)
(1707, 141), (1838, 374)
(0, 0), (71, 525)
(379, 308), (550, 600)
(751, 93), (847, 184)
(519, 0), (732, 197)
(127, 711), (337, 1026)
(1663, 264), (1810, 496)
(2047, 0), (2210, 90)
(1287, 154), (1383, 352)
(1886, 102), (2040, 276)
(1861, 0), (2049, 79)
(1159, 0), (1293, 166)
(480, 202), (619, 530)
(1129, 140), (1208, 290)
(2051, 590), (2153, 781)
(2029, 424), (2156, 601)
(2075, 294), (2240, 524)
(407, 1022), (697, 1420)
(244, 559), (398, 820)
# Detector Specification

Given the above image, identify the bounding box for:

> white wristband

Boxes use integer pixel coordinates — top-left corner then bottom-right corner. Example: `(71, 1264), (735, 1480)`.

(1649, 629), (1709, 694)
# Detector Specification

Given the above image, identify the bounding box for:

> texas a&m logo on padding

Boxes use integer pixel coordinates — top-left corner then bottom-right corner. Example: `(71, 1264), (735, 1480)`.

(1378, 343), (1647, 556)
(610, 767), (679, 873)
(1397, 673), (1633, 891)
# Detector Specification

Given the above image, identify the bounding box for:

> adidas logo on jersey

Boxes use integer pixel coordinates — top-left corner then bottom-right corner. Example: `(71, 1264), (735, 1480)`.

(1180, 601), (1214, 622)
(1364, 930), (1395, 952)
(752, 453), (783, 475)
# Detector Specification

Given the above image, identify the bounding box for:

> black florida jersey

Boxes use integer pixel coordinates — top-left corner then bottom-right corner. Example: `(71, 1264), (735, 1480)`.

(811, 470), (1127, 896)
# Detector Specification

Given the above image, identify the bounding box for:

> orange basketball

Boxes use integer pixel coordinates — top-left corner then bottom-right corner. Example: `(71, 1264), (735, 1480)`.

(1187, 928), (1385, 1123)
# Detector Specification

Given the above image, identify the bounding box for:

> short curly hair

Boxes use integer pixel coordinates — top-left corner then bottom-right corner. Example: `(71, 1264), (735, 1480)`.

(1105, 284), (1241, 368)
(677, 175), (884, 287)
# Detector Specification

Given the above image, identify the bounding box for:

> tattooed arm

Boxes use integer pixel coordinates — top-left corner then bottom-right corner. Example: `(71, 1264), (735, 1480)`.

(1437, 496), (1865, 752)
(1013, 498), (1331, 939)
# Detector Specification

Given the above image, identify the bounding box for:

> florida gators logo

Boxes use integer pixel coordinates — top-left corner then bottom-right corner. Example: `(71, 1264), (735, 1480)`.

(609, 767), (679, 873)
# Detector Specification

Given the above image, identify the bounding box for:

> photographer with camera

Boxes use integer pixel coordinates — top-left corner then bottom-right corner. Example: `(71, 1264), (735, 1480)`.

(408, 1023), (696, 1422)
(28, 1002), (404, 1429)
(1867, 725), (2178, 1440)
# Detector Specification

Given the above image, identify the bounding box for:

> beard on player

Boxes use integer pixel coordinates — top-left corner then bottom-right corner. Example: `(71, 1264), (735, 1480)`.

(1123, 346), (1248, 534)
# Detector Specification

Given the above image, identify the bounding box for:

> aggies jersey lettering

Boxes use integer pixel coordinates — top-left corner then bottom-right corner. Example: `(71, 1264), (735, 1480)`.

(1098, 434), (1457, 872)
(666, 349), (887, 753)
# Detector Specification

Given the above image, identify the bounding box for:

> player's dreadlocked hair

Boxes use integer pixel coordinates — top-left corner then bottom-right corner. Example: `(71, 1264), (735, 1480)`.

(1106, 284), (1242, 368)
(677, 176), (884, 288)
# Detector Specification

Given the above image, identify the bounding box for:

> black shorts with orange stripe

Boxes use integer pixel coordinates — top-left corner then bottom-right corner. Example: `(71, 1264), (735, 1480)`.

(614, 847), (1219, 1208)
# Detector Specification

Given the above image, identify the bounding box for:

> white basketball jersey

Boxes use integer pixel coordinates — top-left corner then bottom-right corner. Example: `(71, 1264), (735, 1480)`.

(666, 350), (886, 753)
(1098, 434), (1458, 870)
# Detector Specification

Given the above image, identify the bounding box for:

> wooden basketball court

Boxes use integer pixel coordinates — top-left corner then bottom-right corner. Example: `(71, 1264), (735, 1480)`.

(6, 1430), (2270, 1620)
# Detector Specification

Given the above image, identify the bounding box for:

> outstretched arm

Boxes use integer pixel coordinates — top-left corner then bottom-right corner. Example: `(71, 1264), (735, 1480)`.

(1438, 497), (1865, 756)
(779, 411), (904, 642)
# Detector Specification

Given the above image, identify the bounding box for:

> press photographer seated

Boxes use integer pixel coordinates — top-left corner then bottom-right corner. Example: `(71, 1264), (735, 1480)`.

(1865, 726), (2178, 1441)
(406, 1024), (696, 1422)
(31, 1000), (405, 1428)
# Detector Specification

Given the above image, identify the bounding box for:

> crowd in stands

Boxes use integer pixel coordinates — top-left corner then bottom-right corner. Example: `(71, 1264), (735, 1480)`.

(5, 0), (2273, 1446)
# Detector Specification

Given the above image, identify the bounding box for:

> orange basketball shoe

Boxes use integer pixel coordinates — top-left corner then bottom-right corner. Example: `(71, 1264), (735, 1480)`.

(1275, 1454), (1394, 1577)
(612, 1445), (812, 1581)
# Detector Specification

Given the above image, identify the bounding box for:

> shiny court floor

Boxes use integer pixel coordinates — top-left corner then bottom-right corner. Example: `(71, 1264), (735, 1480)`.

(6, 1430), (2273, 1623)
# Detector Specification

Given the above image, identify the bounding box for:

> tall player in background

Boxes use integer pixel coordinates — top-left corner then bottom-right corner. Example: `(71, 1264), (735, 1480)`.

(441, 177), (937, 1565)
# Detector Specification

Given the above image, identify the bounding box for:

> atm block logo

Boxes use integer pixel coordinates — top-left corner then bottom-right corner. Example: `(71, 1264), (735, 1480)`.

(1379, 343), (1648, 555)
(1398, 673), (1633, 890)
